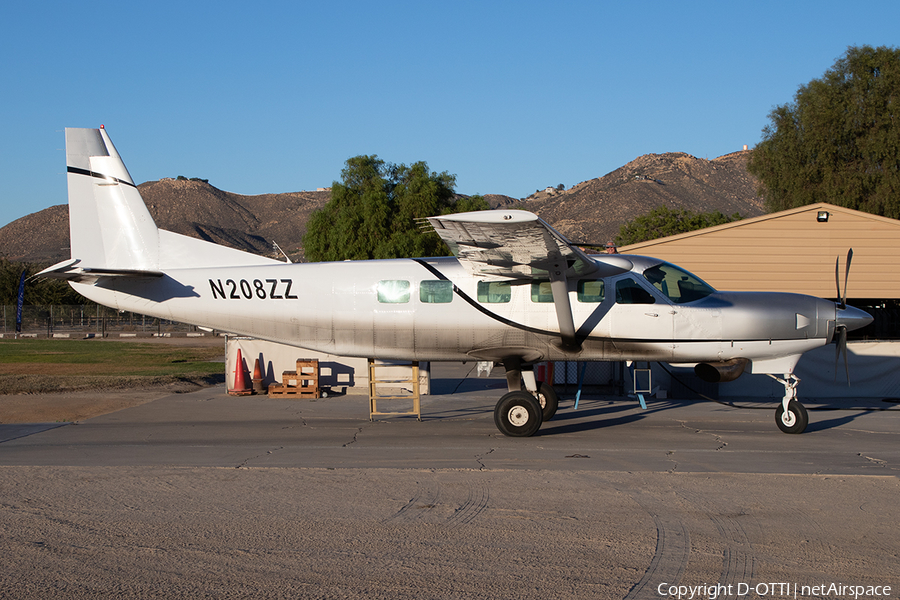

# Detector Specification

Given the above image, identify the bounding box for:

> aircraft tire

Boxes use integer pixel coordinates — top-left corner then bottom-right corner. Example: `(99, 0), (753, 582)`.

(535, 382), (559, 421)
(494, 391), (543, 437)
(775, 400), (808, 434)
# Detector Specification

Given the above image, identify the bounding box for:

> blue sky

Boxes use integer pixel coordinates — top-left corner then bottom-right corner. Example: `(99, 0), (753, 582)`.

(2, 1), (899, 229)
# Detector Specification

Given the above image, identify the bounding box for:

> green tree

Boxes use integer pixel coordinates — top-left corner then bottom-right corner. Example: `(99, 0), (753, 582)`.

(303, 155), (489, 261)
(615, 206), (741, 246)
(748, 45), (900, 217)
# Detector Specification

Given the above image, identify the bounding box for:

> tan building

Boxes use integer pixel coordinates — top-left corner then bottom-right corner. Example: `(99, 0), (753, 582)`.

(619, 202), (900, 301)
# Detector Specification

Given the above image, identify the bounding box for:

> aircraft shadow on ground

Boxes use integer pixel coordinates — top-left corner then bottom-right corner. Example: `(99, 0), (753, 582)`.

(803, 403), (900, 432)
(538, 398), (679, 435)
(720, 397), (900, 432)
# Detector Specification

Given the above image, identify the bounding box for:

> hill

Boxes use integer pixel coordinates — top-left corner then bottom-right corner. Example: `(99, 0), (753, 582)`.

(0, 180), (330, 264)
(525, 150), (763, 244)
(0, 151), (763, 264)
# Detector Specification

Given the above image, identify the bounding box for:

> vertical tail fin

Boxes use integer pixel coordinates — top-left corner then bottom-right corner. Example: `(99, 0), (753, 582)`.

(66, 127), (159, 270)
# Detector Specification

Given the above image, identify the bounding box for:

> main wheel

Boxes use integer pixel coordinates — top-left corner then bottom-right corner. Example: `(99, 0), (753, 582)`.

(775, 400), (808, 434)
(535, 381), (559, 421)
(494, 391), (543, 437)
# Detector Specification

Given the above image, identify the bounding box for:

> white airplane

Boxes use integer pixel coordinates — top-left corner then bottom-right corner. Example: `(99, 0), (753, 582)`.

(40, 127), (873, 437)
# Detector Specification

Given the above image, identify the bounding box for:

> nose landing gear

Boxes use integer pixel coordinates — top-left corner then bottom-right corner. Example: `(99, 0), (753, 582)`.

(768, 374), (809, 434)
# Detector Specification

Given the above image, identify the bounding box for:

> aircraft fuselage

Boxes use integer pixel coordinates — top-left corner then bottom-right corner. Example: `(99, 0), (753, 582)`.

(73, 254), (839, 372)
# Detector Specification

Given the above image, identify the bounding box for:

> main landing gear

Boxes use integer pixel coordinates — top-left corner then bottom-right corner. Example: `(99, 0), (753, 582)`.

(768, 373), (809, 434)
(493, 358), (559, 437)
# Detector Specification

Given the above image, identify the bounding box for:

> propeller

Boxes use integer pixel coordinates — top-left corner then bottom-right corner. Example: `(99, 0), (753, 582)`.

(833, 249), (854, 383)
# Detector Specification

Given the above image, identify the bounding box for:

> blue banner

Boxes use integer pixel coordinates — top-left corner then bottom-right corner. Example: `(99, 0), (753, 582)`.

(15, 270), (26, 333)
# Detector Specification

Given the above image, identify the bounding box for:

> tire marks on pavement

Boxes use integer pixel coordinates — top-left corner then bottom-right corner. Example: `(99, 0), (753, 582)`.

(623, 490), (691, 600)
(385, 480), (489, 526)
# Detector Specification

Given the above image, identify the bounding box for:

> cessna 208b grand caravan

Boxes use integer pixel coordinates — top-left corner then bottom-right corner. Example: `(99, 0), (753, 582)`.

(40, 127), (873, 437)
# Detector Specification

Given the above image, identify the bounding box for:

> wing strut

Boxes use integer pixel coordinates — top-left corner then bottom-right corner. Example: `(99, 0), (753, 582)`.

(547, 258), (579, 351)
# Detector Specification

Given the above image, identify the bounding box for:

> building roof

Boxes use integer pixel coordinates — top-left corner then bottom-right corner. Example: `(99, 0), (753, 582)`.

(618, 202), (900, 299)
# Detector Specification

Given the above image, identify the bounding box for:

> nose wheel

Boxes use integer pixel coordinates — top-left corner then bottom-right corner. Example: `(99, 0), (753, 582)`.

(767, 374), (808, 434)
(775, 399), (809, 434)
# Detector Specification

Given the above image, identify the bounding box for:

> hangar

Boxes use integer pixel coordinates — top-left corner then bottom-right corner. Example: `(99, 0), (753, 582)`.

(618, 201), (900, 339)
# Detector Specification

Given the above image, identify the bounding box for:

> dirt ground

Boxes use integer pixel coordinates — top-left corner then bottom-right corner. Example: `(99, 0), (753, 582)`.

(0, 335), (226, 423)
(0, 382), (215, 424)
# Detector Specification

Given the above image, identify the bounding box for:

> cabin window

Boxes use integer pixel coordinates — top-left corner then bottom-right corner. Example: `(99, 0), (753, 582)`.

(615, 278), (656, 305)
(420, 280), (453, 303)
(642, 263), (715, 304)
(530, 281), (553, 303)
(577, 280), (605, 303)
(377, 280), (410, 303)
(477, 281), (511, 303)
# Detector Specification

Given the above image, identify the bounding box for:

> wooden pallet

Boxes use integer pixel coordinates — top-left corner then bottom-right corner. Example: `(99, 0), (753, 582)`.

(268, 359), (320, 398)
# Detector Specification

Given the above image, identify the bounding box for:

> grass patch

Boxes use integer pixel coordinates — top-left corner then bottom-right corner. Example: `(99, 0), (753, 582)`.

(0, 339), (225, 394)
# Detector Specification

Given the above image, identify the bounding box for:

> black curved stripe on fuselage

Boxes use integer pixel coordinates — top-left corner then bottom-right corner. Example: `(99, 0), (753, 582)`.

(413, 258), (563, 340)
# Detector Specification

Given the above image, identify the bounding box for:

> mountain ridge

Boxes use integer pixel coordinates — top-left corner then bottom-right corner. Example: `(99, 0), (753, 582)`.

(0, 150), (763, 264)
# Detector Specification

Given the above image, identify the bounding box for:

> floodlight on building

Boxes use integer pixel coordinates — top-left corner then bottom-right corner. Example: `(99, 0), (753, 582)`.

(817, 211), (829, 222)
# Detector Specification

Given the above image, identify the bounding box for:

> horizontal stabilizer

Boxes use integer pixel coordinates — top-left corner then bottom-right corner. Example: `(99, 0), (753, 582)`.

(36, 258), (163, 284)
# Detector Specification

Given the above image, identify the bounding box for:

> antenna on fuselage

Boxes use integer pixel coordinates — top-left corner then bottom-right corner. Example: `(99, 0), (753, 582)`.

(272, 241), (291, 263)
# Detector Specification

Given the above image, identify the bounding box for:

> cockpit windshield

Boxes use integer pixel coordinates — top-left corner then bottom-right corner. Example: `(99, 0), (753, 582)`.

(642, 263), (715, 304)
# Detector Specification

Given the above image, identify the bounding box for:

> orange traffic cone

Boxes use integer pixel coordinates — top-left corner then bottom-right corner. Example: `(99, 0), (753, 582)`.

(251, 357), (265, 394)
(228, 348), (253, 396)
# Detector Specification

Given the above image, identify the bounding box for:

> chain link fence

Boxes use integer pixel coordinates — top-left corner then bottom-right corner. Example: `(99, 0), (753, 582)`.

(1, 305), (203, 337)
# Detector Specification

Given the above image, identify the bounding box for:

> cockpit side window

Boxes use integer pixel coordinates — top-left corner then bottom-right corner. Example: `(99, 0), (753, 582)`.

(615, 278), (656, 304)
(642, 263), (715, 304)
(577, 279), (605, 303)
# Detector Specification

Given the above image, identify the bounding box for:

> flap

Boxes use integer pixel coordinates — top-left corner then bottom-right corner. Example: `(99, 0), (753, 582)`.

(426, 210), (632, 280)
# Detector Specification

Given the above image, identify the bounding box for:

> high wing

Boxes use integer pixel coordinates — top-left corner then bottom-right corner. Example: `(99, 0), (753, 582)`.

(426, 210), (632, 350)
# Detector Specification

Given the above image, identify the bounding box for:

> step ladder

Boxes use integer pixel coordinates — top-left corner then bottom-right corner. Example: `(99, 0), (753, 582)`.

(368, 359), (421, 421)
(269, 359), (320, 398)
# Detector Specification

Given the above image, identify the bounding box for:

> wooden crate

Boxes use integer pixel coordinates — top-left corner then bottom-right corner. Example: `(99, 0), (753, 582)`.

(268, 359), (320, 398)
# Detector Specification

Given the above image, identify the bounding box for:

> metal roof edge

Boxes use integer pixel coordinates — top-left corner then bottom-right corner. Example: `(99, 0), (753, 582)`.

(619, 202), (900, 252)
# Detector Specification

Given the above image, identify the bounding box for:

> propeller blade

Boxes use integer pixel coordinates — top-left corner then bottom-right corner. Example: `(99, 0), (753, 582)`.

(841, 249), (853, 309)
(835, 255), (841, 303)
(834, 326), (849, 384)
(834, 326), (841, 377)
(840, 327), (849, 385)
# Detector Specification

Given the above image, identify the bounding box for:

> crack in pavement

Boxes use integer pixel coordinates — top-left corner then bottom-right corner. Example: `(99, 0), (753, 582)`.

(666, 450), (678, 473)
(474, 448), (495, 470)
(235, 446), (284, 469)
(679, 420), (728, 451)
(859, 453), (887, 468)
(343, 427), (364, 448)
